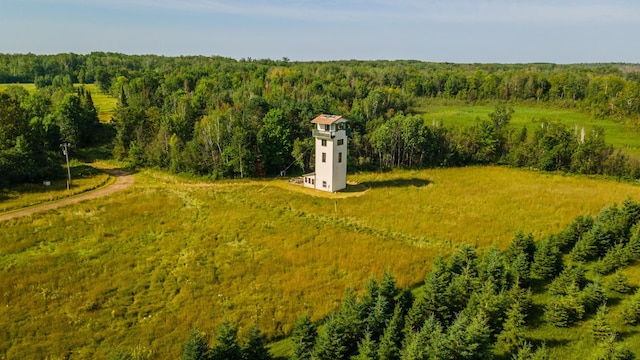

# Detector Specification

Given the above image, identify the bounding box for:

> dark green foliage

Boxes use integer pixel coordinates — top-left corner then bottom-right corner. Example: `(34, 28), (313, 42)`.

(548, 266), (587, 296)
(241, 327), (271, 360)
(594, 242), (632, 275)
(595, 334), (636, 360)
(589, 304), (613, 343)
(211, 321), (241, 360)
(314, 316), (349, 360)
(505, 232), (536, 265)
(609, 271), (633, 294)
(462, 280), (508, 338)
(377, 306), (404, 360)
(530, 238), (563, 281)
(420, 256), (453, 324)
(478, 246), (507, 287)
(257, 108), (292, 174)
(401, 316), (449, 360)
(379, 271), (400, 318)
(512, 342), (550, 360)
(353, 332), (379, 360)
(497, 302), (527, 354)
(337, 288), (364, 357)
(544, 297), (571, 328)
(620, 291), (640, 325)
(182, 329), (211, 360)
(292, 314), (317, 360)
(448, 243), (479, 276)
(554, 215), (593, 252)
(571, 202), (640, 263)
(627, 224), (640, 260)
(580, 281), (608, 314)
(446, 312), (492, 360)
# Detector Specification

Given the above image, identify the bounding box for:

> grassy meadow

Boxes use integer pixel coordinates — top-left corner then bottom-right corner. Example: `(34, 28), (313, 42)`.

(415, 100), (640, 158)
(0, 83), (117, 122)
(0, 161), (111, 213)
(3, 167), (640, 358)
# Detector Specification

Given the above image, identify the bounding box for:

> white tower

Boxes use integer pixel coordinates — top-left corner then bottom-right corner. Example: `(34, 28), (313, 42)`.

(303, 114), (348, 192)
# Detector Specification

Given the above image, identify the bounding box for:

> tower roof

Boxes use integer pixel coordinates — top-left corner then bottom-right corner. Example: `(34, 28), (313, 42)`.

(311, 114), (346, 125)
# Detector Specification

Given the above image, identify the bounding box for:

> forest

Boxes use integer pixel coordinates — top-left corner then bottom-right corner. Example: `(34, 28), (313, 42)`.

(3, 54), (640, 359)
(2, 53), (640, 185)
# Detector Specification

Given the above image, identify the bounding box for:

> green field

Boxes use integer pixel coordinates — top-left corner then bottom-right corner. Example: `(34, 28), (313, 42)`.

(3, 167), (640, 358)
(0, 164), (111, 213)
(0, 83), (117, 122)
(415, 100), (640, 158)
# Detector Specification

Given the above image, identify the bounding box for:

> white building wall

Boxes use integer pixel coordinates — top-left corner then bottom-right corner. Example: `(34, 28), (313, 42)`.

(313, 121), (347, 192)
(315, 135), (335, 191)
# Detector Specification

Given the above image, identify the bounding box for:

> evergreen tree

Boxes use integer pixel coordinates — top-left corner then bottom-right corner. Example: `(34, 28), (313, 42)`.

(352, 332), (379, 360)
(378, 305), (404, 360)
(379, 271), (400, 318)
(580, 281), (607, 314)
(446, 312), (492, 360)
(478, 246), (506, 286)
(555, 215), (593, 252)
(545, 297), (570, 328)
(337, 288), (365, 357)
(292, 314), (317, 360)
(448, 243), (478, 276)
(182, 330), (211, 360)
(505, 232), (536, 265)
(421, 256), (452, 324)
(211, 321), (241, 360)
(609, 271), (632, 294)
(590, 304), (613, 343)
(241, 326), (271, 360)
(620, 291), (640, 325)
(314, 316), (349, 360)
(512, 342), (550, 360)
(365, 294), (389, 341)
(498, 302), (527, 353)
(548, 266), (586, 296)
(530, 238), (563, 280)
(596, 334), (635, 360)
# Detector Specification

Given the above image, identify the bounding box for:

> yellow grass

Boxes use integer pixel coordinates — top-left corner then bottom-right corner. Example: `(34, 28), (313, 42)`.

(2, 166), (640, 358)
(0, 166), (111, 213)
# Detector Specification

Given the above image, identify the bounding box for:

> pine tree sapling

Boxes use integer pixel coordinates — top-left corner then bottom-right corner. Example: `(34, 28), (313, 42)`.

(292, 314), (317, 360)
(183, 329), (211, 360)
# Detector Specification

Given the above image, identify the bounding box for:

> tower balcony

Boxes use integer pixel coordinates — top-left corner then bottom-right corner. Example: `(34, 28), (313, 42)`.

(313, 129), (335, 139)
(312, 128), (350, 139)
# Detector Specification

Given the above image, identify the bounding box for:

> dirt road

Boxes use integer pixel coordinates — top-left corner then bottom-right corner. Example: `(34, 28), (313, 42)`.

(0, 168), (134, 222)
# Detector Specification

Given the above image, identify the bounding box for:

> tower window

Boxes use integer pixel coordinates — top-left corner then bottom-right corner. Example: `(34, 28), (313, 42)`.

(337, 139), (344, 146)
(322, 181), (327, 188)
(322, 152), (326, 162)
(324, 124), (330, 131)
(321, 139), (327, 146)
(338, 152), (342, 163)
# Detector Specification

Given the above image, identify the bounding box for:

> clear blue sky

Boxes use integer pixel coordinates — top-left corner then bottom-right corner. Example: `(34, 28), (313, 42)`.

(1, 0), (639, 63)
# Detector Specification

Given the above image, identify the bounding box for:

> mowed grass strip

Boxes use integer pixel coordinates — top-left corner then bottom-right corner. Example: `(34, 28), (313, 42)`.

(2, 167), (640, 358)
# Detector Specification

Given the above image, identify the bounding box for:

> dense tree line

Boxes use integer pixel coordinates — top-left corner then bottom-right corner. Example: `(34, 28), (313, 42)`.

(0, 84), (100, 187)
(165, 199), (640, 359)
(2, 53), (640, 181)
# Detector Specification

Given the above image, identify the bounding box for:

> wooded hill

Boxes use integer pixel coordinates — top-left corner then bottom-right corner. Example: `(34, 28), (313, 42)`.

(2, 53), (640, 184)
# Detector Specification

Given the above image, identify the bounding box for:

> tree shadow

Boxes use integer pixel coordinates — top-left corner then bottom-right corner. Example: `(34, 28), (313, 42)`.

(362, 178), (432, 189)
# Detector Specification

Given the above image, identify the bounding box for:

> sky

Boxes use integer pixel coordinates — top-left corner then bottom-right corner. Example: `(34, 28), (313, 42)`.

(1, 0), (640, 63)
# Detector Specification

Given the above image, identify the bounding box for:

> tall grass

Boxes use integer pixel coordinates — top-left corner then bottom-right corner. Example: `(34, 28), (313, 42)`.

(2, 167), (640, 358)
(0, 162), (111, 212)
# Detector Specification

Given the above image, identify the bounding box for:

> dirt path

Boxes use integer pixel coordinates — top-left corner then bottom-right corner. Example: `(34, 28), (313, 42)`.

(0, 168), (134, 222)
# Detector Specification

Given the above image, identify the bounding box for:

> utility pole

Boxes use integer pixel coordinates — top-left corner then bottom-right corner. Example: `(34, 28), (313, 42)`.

(60, 143), (71, 190)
